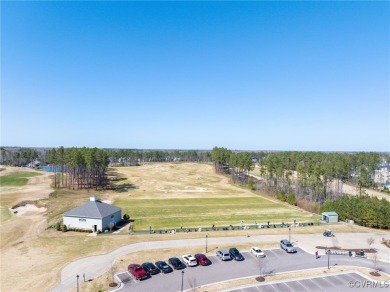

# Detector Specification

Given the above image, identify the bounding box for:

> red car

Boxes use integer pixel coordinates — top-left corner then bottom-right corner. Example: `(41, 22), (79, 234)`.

(194, 253), (211, 266)
(128, 264), (148, 280)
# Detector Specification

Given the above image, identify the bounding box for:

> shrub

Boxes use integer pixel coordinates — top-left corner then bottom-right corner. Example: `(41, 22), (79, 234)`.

(61, 224), (67, 232)
(276, 191), (287, 202)
(55, 222), (61, 231)
(123, 214), (130, 220)
(286, 194), (296, 206)
(97, 229), (102, 234)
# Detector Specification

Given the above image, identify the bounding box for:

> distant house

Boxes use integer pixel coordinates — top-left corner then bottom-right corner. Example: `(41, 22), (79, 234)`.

(63, 196), (122, 232)
(321, 212), (338, 224)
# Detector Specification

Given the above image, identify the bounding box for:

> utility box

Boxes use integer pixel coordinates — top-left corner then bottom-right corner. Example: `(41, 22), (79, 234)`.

(321, 212), (338, 223)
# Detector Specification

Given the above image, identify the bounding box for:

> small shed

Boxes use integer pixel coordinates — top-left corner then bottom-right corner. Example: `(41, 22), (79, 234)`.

(63, 196), (122, 232)
(321, 211), (338, 223)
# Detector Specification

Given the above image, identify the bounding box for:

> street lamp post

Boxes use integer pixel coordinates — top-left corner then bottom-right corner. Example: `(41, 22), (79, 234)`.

(289, 227), (291, 242)
(76, 275), (79, 292)
(206, 235), (208, 253)
(327, 248), (330, 269)
(181, 270), (184, 292)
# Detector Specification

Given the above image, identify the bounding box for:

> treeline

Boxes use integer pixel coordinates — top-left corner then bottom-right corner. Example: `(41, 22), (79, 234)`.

(259, 151), (381, 204)
(46, 147), (109, 190)
(211, 147), (263, 184)
(321, 196), (390, 229)
(0, 147), (41, 167)
(108, 149), (211, 165)
(211, 147), (384, 216)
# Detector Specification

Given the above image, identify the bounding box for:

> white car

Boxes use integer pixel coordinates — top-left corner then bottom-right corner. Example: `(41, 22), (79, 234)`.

(182, 254), (198, 267)
(251, 247), (265, 257)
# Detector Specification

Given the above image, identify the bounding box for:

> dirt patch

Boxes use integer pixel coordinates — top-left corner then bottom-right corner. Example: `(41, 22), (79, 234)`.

(12, 204), (46, 216)
(382, 239), (390, 248)
(370, 271), (381, 277)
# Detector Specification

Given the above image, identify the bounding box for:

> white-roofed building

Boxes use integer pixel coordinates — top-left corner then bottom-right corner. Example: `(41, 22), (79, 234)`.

(63, 196), (122, 232)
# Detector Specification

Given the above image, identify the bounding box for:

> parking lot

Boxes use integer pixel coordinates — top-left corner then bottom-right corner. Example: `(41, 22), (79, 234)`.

(115, 248), (389, 291)
(229, 272), (380, 292)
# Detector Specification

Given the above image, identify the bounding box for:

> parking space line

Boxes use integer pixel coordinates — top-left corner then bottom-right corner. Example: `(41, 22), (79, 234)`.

(294, 280), (311, 291)
(320, 275), (339, 288)
(308, 278), (324, 290)
(274, 282), (294, 292)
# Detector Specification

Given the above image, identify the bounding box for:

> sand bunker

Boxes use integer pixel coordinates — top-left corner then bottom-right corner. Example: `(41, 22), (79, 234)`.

(12, 204), (46, 216)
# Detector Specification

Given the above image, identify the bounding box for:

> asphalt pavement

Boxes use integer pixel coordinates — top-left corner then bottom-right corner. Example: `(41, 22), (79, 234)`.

(115, 248), (390, 292)
(51, 232), (390, 292)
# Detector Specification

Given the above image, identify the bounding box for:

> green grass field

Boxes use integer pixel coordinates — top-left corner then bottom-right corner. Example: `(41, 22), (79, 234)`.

(0, 206), (12, 223)
(0, 171), (42, 187)
(115, 196), (319, 230)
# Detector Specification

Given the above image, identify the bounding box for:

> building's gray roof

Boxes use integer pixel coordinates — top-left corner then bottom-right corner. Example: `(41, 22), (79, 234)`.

(64, 201), (122, 219)
(322, 211), (338, 216)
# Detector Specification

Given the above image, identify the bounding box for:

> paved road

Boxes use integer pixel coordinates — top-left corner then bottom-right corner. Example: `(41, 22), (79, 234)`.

(51, 232), (390, 292)
(116, 248), (390, 292)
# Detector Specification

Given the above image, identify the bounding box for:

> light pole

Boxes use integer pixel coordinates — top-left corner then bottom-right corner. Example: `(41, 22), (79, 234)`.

(289, 227), (291, 242)
(327, 247), (330, 269)
(76, 274), (79, 292)
(206, 235), (208, 253)
(181, 270), (184, 292)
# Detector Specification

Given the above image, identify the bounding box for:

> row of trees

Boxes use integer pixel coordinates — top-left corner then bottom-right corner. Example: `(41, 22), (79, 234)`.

(46, 147), (109, 190)
(258, 151), (381, 203)
(321, 195), (390, 229)
(108, 149), (211, 164)
(0, 147), (41, 167)
(211, 147), (257, 184)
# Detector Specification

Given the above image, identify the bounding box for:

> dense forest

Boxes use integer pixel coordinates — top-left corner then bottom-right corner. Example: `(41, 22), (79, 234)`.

(46, 147), (110, 190)
(0, 147), (211, 166)
(0, 147), (41, 167)
(321, 196), (390, 229)
(108, 149), (211, 164)
(211, 147), (389, 229)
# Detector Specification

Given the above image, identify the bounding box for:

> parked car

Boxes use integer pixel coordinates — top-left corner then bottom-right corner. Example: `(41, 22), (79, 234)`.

(251, 247), (265, 258)
(216, 249), (231, 261)
(280, 239), (297, 253)
(229, 247), (245, 261)
(128, 264), (148, 280)
(155, 261), (173, 273)
(182, 254), (198, 267)
(141, 262), (160, 275)
(168, 257), (185, 269)
(323, 230), (335, 237)
(194, 253), (211, 266)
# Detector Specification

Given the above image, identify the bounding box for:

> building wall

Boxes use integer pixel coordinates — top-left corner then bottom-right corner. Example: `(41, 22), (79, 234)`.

(101, 210), (122, 231)
(327, 216), (338, 223)
(63, 216), (102, 231)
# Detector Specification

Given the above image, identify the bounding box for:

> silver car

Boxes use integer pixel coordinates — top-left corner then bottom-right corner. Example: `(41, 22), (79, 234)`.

(216, 249), (231, 261)
(280, 239), (297, 253)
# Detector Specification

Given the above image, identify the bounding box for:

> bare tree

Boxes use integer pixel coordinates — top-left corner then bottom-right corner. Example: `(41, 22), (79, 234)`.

(187, 277), (198, 292)
(109, 262), (118, 287)
(109, 222), (115, 232)
(257, 257), (268, 281)
(367, 237), (375, 249)
(331, 237), (340, 248)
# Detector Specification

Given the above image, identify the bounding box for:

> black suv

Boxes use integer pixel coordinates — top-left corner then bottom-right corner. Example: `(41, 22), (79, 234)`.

(229, 247), (245, 261)
(168, 257), (185, 269)
(141, 262), (160, 275)
(155, 261), (173, 273)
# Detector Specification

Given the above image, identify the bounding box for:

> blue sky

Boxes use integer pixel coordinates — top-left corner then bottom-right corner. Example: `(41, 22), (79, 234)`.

(1, 1), (389, 151)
